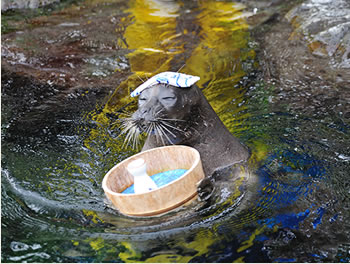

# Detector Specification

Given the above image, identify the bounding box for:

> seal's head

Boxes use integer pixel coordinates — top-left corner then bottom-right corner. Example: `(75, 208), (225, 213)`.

(121, 72), (202, 148)
(135, 83), (199, 122)
(121, 83), (200, 147)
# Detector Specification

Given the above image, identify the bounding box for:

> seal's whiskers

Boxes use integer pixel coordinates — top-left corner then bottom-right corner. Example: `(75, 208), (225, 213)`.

(177, 63), (186, 73)
(132, 127), (140, 149)
(154, 123), (166, 146)
(146, 122), (153, 136)
(159, 118), (185, 122)
(123, 125), (135, 148)
(120, 118), (142, 149)
(136, 74), (145, 83)
(160, 120), (185, 133)
(157, 123), (174, 144)
(158, 123), (177, 138)
(120, 120), (133, 133)
(119, 114), (184, 149)
(154, 109), (163, 117)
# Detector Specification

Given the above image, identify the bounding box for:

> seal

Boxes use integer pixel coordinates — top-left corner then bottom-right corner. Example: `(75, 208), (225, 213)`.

(122, 82), (250, 179)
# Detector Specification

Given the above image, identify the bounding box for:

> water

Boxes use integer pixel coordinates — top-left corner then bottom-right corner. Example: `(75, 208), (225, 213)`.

(2, 0), (350, 262)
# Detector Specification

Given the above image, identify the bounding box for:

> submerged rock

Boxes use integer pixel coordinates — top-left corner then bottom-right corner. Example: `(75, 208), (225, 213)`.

(1, 0), (60, 11)
(1, 0), (131, 139)
(2, 1), (130, 89)
(256, 0), (350, 115)
(286, 0), (350, 69)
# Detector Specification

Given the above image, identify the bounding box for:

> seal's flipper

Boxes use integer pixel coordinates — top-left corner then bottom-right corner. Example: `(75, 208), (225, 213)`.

(196, 177), (215, 202)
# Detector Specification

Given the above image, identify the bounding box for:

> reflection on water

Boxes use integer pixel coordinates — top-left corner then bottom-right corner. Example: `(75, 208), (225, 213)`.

(2, 0), (350, 262)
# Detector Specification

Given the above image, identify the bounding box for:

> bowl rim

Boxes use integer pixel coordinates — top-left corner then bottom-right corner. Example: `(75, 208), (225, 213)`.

(102, 145), (201, 197)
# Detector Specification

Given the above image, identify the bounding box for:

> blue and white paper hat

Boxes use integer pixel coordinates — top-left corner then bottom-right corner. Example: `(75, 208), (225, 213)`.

(130, 71), (200, 97)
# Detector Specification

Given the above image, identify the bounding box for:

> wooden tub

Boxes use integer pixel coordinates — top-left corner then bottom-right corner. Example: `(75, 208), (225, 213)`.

(102, 145), (205, 216)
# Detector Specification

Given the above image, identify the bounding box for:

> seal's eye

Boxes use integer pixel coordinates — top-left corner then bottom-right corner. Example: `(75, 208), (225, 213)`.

(138, 97), (147, 106)
(161, 97), (176, 101)
(160, 96), (176, 107)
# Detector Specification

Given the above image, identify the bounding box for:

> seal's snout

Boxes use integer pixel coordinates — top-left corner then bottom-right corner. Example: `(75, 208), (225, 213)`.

(138, 108), (153, 122)
(137, 102), (164, 122)
(141, 107), (150, 117)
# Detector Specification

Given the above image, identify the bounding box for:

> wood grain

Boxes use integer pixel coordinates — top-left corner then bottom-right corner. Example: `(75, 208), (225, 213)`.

(102, 145), (205, 216)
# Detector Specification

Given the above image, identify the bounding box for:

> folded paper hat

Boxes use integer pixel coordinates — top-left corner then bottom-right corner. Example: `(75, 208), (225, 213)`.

(131, 72), (200, 97)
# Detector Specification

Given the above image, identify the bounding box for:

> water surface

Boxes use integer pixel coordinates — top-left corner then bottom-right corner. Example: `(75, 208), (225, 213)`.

(2, 0), (349, 262)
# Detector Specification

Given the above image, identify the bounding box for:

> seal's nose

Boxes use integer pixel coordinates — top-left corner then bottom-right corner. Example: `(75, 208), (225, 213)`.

(140, 108), (151, 121)
(140, 101), (163, 122)
(138, 97), (157, 120)
(141, 108), (149, 115)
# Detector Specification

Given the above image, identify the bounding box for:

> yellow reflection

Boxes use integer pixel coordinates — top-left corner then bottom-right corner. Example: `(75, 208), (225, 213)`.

(89, 237), (105, 251)
(237, 225), (266, 253)
(82, 209), (105, 224)
(183, 1), (252, 125)
(84, 0), (255, 161)
(76, 3), (187, 218)
(118, 241), (142, 262)
(84, 0), (183, 157)
(142, 229), (215, 263)
(105, 0), (181, 112)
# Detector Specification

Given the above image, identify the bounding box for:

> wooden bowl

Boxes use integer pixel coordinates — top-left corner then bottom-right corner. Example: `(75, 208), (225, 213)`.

(102, 145), (205, 216)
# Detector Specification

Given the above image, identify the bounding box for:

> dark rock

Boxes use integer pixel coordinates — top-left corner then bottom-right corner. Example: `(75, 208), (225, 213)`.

(286, 0), (350, 71)
(1, 0), (132, 140)
(255, 0), (350, 116)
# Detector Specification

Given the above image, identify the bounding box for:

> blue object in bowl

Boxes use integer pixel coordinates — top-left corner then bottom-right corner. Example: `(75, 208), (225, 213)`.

(122, 169), (187, 194)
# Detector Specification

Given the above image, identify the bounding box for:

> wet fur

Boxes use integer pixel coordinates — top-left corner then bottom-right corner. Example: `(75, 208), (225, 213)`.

(122, 83), (250, 178)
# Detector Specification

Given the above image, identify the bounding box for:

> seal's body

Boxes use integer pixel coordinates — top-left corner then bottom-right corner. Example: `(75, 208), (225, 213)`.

(129, 83), (249, 177)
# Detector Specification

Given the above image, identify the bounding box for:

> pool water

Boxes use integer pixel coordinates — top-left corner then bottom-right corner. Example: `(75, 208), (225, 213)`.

(122, 169), (187, 194)
(2, 0), (350, 263)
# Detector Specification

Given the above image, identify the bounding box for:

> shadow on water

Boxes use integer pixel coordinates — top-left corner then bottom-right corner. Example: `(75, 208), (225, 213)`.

(1, 0), (350, 262)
